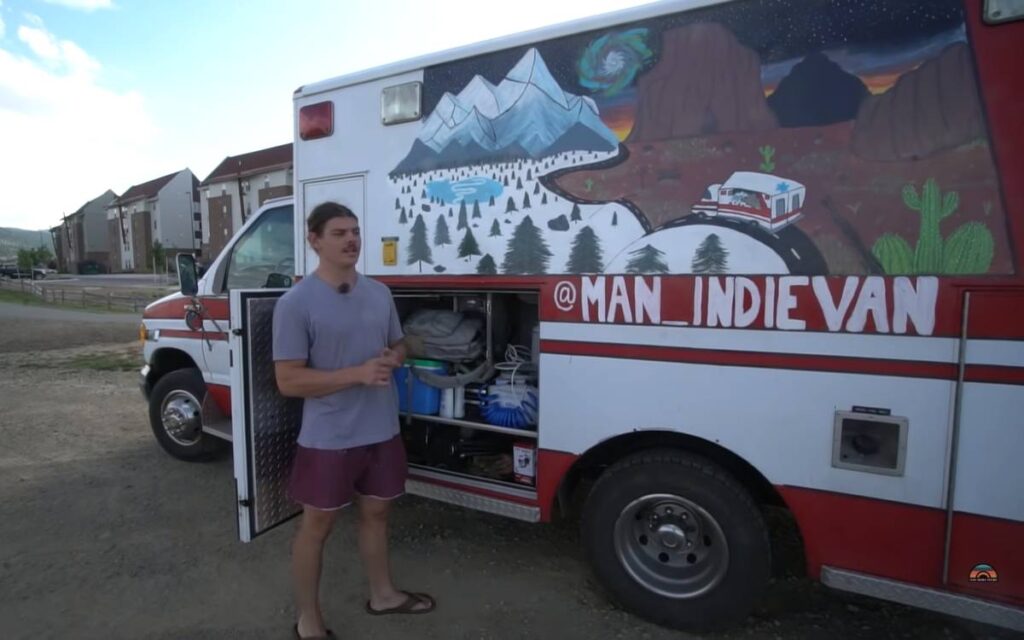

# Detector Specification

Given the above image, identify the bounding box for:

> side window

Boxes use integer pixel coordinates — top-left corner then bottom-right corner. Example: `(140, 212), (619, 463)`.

(775, 198), (786, 217)
(792, 193), (801, 210)
(223, 205), (294, 291)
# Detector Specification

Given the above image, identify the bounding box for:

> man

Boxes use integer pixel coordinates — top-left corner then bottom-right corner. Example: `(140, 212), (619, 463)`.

(273, 201), (435, 640)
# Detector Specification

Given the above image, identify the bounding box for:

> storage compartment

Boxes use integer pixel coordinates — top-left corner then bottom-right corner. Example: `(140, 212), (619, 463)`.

(393, 289), (540, 488)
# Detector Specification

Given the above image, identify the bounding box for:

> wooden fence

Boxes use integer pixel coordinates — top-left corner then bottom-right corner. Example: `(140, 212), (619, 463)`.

(0, 278), (162, 313)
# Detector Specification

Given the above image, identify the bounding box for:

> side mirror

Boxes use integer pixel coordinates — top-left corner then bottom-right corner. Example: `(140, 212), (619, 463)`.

(176, 253), (199, 297)
(265, 273), (293, 288)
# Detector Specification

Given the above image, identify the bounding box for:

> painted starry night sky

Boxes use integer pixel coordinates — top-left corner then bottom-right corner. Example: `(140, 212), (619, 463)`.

(422, 0), (966, 117)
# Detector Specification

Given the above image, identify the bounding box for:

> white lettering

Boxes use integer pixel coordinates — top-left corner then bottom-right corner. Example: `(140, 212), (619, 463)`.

(734, 277), (761, 328)
(707, 277), (734, 328)
(813, 276), (859, 332)
(847, 276), (889, 333)
(608, 276), (633, 324)
(893, 276), (937, 335)
(582, 276), (606, 323)
(764, 277), (775, 329)
(693, 277), (703, 326)
(776, 276), (808, 330)
(635, 277), (661, 325)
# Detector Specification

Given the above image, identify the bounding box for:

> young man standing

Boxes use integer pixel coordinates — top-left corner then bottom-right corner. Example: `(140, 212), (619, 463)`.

(273, 201), (435, 639)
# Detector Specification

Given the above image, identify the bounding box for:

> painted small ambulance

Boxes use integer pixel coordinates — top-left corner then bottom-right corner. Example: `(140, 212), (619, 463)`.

(139, 0), (1024, 632)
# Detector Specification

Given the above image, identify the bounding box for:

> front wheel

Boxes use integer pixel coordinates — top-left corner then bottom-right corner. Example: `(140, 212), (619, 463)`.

(148, 368), (226, 462)
(581, 449), (770, 632)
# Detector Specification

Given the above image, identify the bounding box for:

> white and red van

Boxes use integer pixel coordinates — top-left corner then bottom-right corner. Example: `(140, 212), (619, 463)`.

(139, 0), (1024, 632)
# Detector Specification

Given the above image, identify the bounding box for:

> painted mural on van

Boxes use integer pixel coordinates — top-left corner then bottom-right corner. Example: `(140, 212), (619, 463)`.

(384, 0), (1011, 277)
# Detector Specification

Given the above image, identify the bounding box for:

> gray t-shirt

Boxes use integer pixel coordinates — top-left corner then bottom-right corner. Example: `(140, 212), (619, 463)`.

(272, 272), (404, 450)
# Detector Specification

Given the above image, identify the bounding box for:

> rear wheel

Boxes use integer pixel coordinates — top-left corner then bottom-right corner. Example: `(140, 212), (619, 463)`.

(581, 449), (770, 632)
(148, 368), (226, 461)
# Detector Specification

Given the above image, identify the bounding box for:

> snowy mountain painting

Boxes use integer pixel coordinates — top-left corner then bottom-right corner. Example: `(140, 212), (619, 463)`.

(391, 48), (619, 175)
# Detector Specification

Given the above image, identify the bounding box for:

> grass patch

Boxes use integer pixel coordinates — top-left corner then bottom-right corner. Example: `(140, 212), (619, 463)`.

(67, 351), (140, 372)
(0, 289), (47, 306)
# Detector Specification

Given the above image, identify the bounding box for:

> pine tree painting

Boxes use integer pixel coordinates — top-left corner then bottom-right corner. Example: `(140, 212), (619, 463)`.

(407, 215), (433, 272)
(612, 211), (618, 226)
(395, 197), (400, 210)
(506, 197), (518, 213)
(477, 254), (498, 275)
(457, 228), (481, 260)
(434, 215), (451, 247)
(626, 244), (669, 274)
(523, 193), (532, 209)
(570, 204), (582, 223)
(691, 234), (729, 273)
(502, 216), (552, 275)
(472, 201), (481, 219)
(399, 208), (408, 224)
(489, 219), (501, 237)
(458, 202), (468, 230)
(541, 193), (548, 205)
(566, 226), (604, 274)
(489, 195), (495, 207)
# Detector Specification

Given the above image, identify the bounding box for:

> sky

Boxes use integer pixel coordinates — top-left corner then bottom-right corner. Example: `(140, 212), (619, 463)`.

(0, 0), (656, 230)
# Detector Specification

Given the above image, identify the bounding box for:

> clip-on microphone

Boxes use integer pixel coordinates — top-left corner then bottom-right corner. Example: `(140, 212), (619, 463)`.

(337, 283), (351, 294)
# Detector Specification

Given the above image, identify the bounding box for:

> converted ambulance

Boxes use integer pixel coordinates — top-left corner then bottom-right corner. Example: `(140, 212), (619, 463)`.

(139, 0), (1024, 632)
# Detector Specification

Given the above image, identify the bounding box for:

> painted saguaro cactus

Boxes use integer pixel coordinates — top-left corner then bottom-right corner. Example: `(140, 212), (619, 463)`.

(872, 178), (994, 275)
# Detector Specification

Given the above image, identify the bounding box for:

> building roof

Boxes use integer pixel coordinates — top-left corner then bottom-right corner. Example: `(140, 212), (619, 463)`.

(201, 143), (292, 186)
(114, 171), (182, 206)
(69, 189), (118, 218)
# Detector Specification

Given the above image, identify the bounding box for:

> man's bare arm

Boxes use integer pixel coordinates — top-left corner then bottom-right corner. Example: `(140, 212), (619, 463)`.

(275, 358), (391, 398)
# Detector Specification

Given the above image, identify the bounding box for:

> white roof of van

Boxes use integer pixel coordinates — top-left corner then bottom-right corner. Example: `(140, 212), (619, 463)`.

(722, 171), (805, 196)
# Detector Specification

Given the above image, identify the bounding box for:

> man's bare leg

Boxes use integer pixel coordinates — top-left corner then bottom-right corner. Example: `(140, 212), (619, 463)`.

(357, 495), (432, 611)
(294, 506), (340, 637)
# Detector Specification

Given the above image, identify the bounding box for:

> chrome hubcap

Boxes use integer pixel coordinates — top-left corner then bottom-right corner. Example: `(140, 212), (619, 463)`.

(161, 390), (202, 446)
(613, 493), (729, 599)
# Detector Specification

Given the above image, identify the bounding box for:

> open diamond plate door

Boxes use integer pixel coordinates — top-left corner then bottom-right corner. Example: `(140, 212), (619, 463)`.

(230, 289), (303, 541)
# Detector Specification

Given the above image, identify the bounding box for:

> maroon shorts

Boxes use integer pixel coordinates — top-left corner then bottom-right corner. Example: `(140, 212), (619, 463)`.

(288, 435), (408, 510)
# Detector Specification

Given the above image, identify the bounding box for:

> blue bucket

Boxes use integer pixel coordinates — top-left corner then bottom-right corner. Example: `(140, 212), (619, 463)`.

(394, 359), (446, 415)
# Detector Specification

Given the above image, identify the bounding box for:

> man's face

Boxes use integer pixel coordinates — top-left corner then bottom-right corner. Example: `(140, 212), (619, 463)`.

(309, 215), (361, 269)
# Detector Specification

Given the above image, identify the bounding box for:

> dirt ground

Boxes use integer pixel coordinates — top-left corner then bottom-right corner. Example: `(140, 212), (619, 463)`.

(0, 304), (1018, 640)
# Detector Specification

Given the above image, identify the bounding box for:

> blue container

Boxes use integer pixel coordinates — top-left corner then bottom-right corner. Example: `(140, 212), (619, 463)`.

(393, 359), (446, 415)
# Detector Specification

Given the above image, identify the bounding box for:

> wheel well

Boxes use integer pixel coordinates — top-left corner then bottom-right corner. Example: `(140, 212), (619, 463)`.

(147, 348), (200, 387)
(557, 430), (786, 517)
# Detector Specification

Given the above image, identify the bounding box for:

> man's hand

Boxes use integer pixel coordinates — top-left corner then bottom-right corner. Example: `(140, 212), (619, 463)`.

(359, 356), (394, 386)
(379, 347), (403, 368)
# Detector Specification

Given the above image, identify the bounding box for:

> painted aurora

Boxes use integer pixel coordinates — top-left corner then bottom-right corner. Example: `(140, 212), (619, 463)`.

(382, 0), (1010, 277)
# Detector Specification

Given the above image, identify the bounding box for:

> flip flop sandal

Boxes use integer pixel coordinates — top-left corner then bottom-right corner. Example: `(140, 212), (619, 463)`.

(365, 590), (436, 615)
(293, 623), (336, 639)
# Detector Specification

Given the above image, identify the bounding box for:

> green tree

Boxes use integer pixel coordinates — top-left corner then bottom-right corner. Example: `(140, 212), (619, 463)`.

(433, 215), (451, 246)
(151, 241), (167, 273)
(457, 227), (481, 260)
(502, 215), (552, 274)
(691, 233), (729, 273)
(489, 219), (502, 237)
(570, 203), (582, 222)
(626, 244), (669, 274)
(477, 253), (497, 275)
(407, 214), (433, 272)
(565, 226), (604, 274)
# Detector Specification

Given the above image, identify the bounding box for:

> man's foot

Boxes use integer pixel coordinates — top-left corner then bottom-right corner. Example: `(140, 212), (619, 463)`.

(294, 619), (335, 639)
(366, 590), (436, 615)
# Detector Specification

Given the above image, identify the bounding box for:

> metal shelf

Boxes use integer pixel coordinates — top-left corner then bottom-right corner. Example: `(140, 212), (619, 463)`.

(403, 412), (538, 439)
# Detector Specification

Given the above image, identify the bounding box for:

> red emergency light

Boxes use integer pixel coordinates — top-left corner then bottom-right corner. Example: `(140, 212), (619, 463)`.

(299, 101), (333, 140)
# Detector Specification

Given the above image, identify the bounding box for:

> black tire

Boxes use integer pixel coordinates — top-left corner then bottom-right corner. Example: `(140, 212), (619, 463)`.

(148, 368), (226, 462)
(581, 449), (770, 632)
